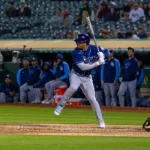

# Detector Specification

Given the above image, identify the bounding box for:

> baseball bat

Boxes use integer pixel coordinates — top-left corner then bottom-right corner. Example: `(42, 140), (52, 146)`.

(86, 17), (100, 52)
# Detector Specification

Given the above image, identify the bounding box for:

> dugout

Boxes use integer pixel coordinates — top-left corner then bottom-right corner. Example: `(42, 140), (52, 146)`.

(0, 39), (150, 95)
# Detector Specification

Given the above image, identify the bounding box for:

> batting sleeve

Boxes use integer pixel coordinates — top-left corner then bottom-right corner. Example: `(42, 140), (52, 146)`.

(77, 62), (99, 71)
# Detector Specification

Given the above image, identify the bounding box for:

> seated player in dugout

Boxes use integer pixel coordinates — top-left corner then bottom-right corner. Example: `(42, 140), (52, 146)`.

(32, 62), (54, 103)
(0, 74), (17, 103)
(42, 54), (70, 104)
(20, 57), (41, 103)
(54, 33), (110, 128)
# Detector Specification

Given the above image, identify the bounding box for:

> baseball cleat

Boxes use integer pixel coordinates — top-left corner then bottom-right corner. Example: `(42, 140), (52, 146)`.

(31, 100), (41, 104)
(42, 99), (50, 104)
(99, 122), (106, 128)
(54, 105), (64, 116)
(45, 99), (53, 104)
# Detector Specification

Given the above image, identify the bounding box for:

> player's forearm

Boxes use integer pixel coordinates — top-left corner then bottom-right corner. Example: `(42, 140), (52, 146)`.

(77, 62), (99, 71)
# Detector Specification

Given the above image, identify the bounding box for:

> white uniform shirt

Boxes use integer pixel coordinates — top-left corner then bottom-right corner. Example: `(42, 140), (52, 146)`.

(129, 8), (145, 22)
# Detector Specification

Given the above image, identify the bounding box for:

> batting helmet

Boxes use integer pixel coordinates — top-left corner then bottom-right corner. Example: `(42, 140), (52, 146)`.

(74, 33), (90, 44)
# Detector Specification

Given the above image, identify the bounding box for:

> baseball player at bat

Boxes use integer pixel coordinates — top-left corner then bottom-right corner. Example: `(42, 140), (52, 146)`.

(54, 33), (109, 128)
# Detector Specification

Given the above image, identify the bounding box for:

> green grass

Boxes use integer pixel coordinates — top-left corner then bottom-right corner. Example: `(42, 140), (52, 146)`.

(0, 105), (149, 150)
(0, 105), (149, 125)
(0, 135), (149, 150)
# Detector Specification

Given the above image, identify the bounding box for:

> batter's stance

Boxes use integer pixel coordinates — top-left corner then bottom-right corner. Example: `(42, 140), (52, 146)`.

(54, 33), (107, 128)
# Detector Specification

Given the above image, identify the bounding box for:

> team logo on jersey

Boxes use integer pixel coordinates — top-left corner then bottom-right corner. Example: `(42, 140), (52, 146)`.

(82, 56), (99, 64)
(111, 62), (115, 67)
(125, 62), (130, 68)
(83, 56), (87, 62)
(29, 70), (34, 75)
(60, 66), (63, 71)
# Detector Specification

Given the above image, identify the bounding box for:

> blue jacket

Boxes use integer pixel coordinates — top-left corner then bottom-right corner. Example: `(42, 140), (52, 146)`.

(33, 69), (54, 88)
(16, 67), (29, 87)
(27, 65), (41, 85)
(122, 57), (138, 82)
(101, 58), (120, 83)
(0, 83), (16, 95)
(53, 61), (70, 83)
(136, 67), (145, 89)
(92, 66), (102, 91)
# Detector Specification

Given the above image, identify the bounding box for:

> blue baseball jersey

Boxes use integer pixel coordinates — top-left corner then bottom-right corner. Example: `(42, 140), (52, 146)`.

(72, 44), (105, 77)
(101, 58), (120, 83)
(0, 83), (16, 95)
(53, 61), (70, 83)
(33, 69), (54, 88)
(16, 67), (29, 87)
(122, 57), (138, 82)
(27, 65), (41, 85)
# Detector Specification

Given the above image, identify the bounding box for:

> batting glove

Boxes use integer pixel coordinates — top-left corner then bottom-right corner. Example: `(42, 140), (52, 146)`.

(99, 58), (105, 65)
(97, 52), (105, 59)
(97, 52), (105, 65)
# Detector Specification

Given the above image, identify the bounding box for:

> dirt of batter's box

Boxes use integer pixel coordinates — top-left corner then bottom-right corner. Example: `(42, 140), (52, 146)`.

(0, 124), (149, 137)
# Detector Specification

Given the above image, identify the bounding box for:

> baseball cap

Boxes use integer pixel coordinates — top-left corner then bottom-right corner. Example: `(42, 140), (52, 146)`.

(5, 74), (11, 80)
(56, 54), (64, 59)
(44, 62), (50, 67)
(31, 57), (38, 61)
(109, 49), (114, 53)
(23, 57), (30, 61)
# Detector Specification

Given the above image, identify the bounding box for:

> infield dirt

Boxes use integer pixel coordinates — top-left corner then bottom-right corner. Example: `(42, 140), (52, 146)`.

(0, 124), (149, 137)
